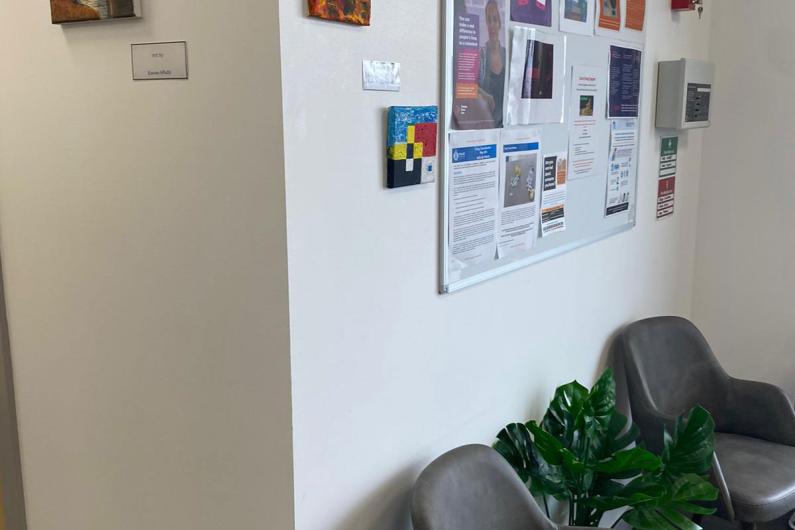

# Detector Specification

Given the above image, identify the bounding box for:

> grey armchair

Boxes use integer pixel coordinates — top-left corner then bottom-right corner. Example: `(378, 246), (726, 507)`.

(411, 444), (606, 530)
(612, 316), (795, 530)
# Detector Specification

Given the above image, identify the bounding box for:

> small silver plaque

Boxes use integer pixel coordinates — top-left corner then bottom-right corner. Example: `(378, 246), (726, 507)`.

(362, 60), (401, 92)
(131, 41), (188, 81)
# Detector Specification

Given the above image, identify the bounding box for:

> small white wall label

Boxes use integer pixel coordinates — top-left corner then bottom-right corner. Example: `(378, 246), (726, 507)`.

(131, 41), (188, 80)
(362, 60), (400, 92)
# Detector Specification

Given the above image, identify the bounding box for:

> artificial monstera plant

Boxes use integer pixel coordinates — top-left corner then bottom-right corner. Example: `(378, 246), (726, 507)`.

(494, 369), (718, 530)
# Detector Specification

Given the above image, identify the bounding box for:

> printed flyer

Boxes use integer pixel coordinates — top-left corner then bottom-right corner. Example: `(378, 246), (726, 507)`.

(625, 0), (646, 31)
(598, 0), (621, 31)
(541, 152), (568, 236)
(605, 120), (637, 217)
(453, 0), (508, 130)
(608, 45), (642, 119)
(560, 0), (595, 35)
(569, 65), (606, 179)
(507, 27), (566, 125)
(448, 130), (500, 271)
(498, 129), (542, 257)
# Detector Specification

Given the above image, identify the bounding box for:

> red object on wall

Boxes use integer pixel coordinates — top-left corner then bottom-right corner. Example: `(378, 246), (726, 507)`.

(671, 0), (696, 11)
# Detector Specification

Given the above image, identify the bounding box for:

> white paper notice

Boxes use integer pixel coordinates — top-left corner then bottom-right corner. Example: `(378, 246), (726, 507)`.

(559, 0), (595, 36)
(507, 27), (566, 125)
(498, 129), (542, 259)
(541, 152), (568, 236)
(569, 66), (606, 180)
(448, 130), (500, 271)
(605, 119), (637, 217)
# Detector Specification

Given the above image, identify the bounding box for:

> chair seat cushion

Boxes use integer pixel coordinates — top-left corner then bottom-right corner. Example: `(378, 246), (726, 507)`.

(716, 433), (795, 522)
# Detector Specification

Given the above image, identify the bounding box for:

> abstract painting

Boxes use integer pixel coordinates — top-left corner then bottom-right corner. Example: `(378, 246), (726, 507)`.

(308, 0), (371, 26)
(387, 107), (438, 189)
(51, 0), (141, 24)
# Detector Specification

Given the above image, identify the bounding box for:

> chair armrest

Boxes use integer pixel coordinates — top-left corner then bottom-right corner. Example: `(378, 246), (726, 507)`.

(722, 378), (795, 446)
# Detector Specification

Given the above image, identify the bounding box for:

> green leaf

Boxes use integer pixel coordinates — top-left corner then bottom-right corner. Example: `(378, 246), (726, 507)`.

(658, 508), (702, 530)
(588, 368), (617, 429)
(493, 422), (569, 500)
(662, 406), (715, 478)
(669, 474), (719, 504)
(606, 412), (641, 455)
(613, 474), (717, 528)
(670, 502), (716, 516)
(494, 423), (535, 483)
(658, 507), (703, 530)
(624, 508), (677, 530)
(594, 447), (661, 476)
(542, 380), (590, 448)
(527, 421), (566, 466)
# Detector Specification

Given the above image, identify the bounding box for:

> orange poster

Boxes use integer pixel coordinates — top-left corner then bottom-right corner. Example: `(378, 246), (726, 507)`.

(625, 0), (646, 31)
(598, 0), (621, 31)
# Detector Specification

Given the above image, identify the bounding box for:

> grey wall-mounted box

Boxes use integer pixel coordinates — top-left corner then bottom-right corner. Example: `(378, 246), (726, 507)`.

(656, 59), (715, 130)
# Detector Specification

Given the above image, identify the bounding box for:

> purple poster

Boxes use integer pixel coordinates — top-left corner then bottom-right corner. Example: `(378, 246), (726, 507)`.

(608, 45), (642, 118)
(511, 0), (552, 27)
(453, 0), (507, 129)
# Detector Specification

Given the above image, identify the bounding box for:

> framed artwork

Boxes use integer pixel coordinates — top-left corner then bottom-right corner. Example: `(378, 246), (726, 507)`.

(308, 0), (371, 26)
(50, 0), (141, 24)
(387, 106), (438, 189)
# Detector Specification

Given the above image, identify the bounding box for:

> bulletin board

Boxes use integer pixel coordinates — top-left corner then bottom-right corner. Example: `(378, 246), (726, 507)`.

(441, 0), (646, 294)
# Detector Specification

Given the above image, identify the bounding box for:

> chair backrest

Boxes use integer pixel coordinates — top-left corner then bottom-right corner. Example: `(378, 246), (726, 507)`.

(615, 316), (731, 420)
(411, 444), (557, 530)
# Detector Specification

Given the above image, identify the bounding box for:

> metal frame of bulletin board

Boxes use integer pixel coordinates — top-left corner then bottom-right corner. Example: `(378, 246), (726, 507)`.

(440, 0), (646, 294)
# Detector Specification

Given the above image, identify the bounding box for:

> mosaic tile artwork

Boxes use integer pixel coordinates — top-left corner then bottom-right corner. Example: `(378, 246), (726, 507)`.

(387, 106), (438, 189)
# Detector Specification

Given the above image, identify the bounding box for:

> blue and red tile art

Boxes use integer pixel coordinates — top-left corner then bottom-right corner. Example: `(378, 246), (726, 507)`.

(386, 106), (439, 189)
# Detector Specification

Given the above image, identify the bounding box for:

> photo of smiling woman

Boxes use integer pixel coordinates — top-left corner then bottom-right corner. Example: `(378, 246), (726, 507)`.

(479, 0), (506, 128)
(452, 0), (506, 130)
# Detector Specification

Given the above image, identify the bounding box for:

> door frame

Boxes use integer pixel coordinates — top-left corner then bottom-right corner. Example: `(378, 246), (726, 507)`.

(0, 257), (27, 529)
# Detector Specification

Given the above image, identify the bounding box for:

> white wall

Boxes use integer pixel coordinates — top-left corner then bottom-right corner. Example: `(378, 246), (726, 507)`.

(0, 1), (294, 529)
(279, 2), (711, 529)
(693, 0), (795, 397)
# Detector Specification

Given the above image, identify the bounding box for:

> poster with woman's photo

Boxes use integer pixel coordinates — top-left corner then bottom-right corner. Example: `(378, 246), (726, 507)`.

(507, 27), (566, 125)
(560, 0), (595, 35)
(453, 0), (508, 130)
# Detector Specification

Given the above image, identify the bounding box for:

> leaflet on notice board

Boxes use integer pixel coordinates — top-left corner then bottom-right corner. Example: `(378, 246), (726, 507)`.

(625, 0), (646, 31)
(605, 119), (637, 217)
(608, 45), (642, 119)
(498, 129), (542, 258)
(597, 0), (621, 32)
(448, 130), (500, 276)
(507, 27), (566, 125)
(560, 0), (595, 36)
(569, 65), (606, 180)
(541, 152), (568, 236)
